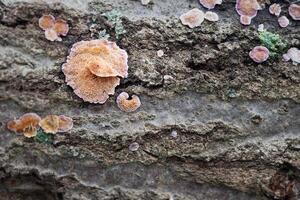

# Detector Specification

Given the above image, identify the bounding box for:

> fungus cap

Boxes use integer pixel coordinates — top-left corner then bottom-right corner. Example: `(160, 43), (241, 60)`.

(204, 11), (219, 22)
(116, 92), (141, 112)
(180, 8), (205, 28)
(58, 115), (73, 132)
(236, 0), (261, 18)
(283, 48), (300, 64)
(39, 14), (55, 30)
(62, 39), (128, 104)
(278, 16), (289, 28)
(39, 115), (60, 134)
(289, 4), (300, 20)
(45, 29), (61, 42)
(54, 19), (69, 36)
(141, 0), (150, 5)
(269, 4), (281, 17)
(7, 113), (41, 138)
(240, 15), (252, 25)
(249, 46), (269, 63)
(199, 0), (222, 9)
(129, 142), (140, 151)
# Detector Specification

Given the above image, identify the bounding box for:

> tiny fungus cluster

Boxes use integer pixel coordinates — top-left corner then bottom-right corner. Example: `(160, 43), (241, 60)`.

(7, 113), (73, 138)
(283, 48), (300, 64)
(39, 14), (69, 41)
(235, 0), (261, 25)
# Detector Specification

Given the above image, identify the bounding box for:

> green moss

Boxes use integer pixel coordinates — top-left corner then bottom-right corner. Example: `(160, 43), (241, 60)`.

(258, 31), (287, 58)
(98, 29), (110, 40)
(34, 129), (53, 144)
(102, 10), (126, 39)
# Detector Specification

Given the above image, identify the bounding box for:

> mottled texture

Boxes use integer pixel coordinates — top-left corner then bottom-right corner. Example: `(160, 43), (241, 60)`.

(0, 0), (300, 200)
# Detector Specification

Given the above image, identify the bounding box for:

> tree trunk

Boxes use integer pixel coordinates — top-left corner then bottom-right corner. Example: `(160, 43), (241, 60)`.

(0, 0), (299, 199)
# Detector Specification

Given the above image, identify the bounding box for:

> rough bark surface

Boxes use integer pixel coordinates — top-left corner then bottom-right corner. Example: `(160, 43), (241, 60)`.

(0, 0), (299, 199)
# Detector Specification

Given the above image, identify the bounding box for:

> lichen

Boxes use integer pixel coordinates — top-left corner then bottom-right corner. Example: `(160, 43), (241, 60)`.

(258, 31), (287, 58)
(102, 10), (126, 39)
(34, 129), (53, 144)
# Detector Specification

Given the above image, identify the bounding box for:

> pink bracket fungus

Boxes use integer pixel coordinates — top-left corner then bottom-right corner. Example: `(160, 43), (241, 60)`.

(116, 92), (141, 112)
(289, 4), (300, 20)
(283, 48), (300, 64)
(62, 39), (128, 104)
(180, 8), (205, 28)
(199, 0), (222, 10)
(204, 11), (219, 22)
(39, 14), (69, 41)
(249, 46), (269, 63)
(269, 4), (281, 17)
(58, 115), (73, 132)
(7, 113), (41, 138)
(236, 0), (261, 25)
(278, 16), (289, 28)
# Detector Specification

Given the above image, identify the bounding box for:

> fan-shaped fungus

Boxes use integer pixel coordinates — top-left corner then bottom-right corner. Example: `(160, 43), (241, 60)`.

(249, 46), (269, 63)
(38, 14), (69, 41)
(58, 115), (73, 132)
(116, 92), (141, 112)
(236, 0), (261, 25)
(269, 4), (281, 17)
(199, 0), (222, 10)
(205, 11), (219, 21)
(7, 113), (41, 138)
(278, 16), (289, 28)
(289, 4), (300, 20)
(62, 40), (128, 104)
(39, 115), (60, 134)
(283, 48), (300, 64)
(180, 8), (205, 28)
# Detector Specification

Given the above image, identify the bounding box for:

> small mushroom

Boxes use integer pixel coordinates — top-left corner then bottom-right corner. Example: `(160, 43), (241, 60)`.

(7, 113), (41, 138)
(199, 0), (222, 10)
(204, 11), (219, 22)
(269, 4), (281, 17)
(180, 8), (205, 28)
(45, 29), (61, 42)
(116, 92), (141, 112)
(62, 40), (128, 104)
(53, 19), (69, 36)
(157, 50), (164, 57)
(141, 0), (150, 5)
(39, 14), (55, 30)
(249, 46), (269, 63)
(39, 115), (60, 134)
(289, 4), (300, 20)
(278, 16), (289, 28)
(58, 115), (73, 132)
(240, 15), (252, 25)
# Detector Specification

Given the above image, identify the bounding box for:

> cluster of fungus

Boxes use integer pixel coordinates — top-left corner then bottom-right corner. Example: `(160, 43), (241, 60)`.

(7, 113), (73, 138)
(39, 14), (69, 41)
(62, 39), (128, 104)
(199, 0), (222, 10)
(283, 48), (300, 64)
(180, 8), (219, 28)
(235, 0), (261, 25)
(268, 3), (290, 28)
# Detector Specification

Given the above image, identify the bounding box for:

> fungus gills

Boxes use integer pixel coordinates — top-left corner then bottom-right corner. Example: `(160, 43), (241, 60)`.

(62, 39), (128, 104)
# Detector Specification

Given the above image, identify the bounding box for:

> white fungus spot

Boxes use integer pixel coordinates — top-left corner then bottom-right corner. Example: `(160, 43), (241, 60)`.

(170, 130), (178, 139)
(258, 24), (264, 32)
(204, 11), (219, 22)
(157, 50), (164, 57)
(129, 142), (140, 151)
(141, 0), (151, 5)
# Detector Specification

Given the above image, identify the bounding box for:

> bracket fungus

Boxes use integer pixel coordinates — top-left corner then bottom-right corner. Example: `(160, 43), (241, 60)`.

(269, 4), (281, 17)
(278, 16), (289, 28)
(39, 14), (69, 41)
(7, 113), (41, 138)
(116, 92), (141, 112)
(180, 8), (205, 28)
(62, 40), (128, 104)
(199, 0), (222, 10)
(283, 48), (300, 64)
(39, 115), (73, 134)
(204, 11), (219, 22)
(289, 4), (300, 20)
(249, 46), (269, 63)
(236, 0), (261, 25)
